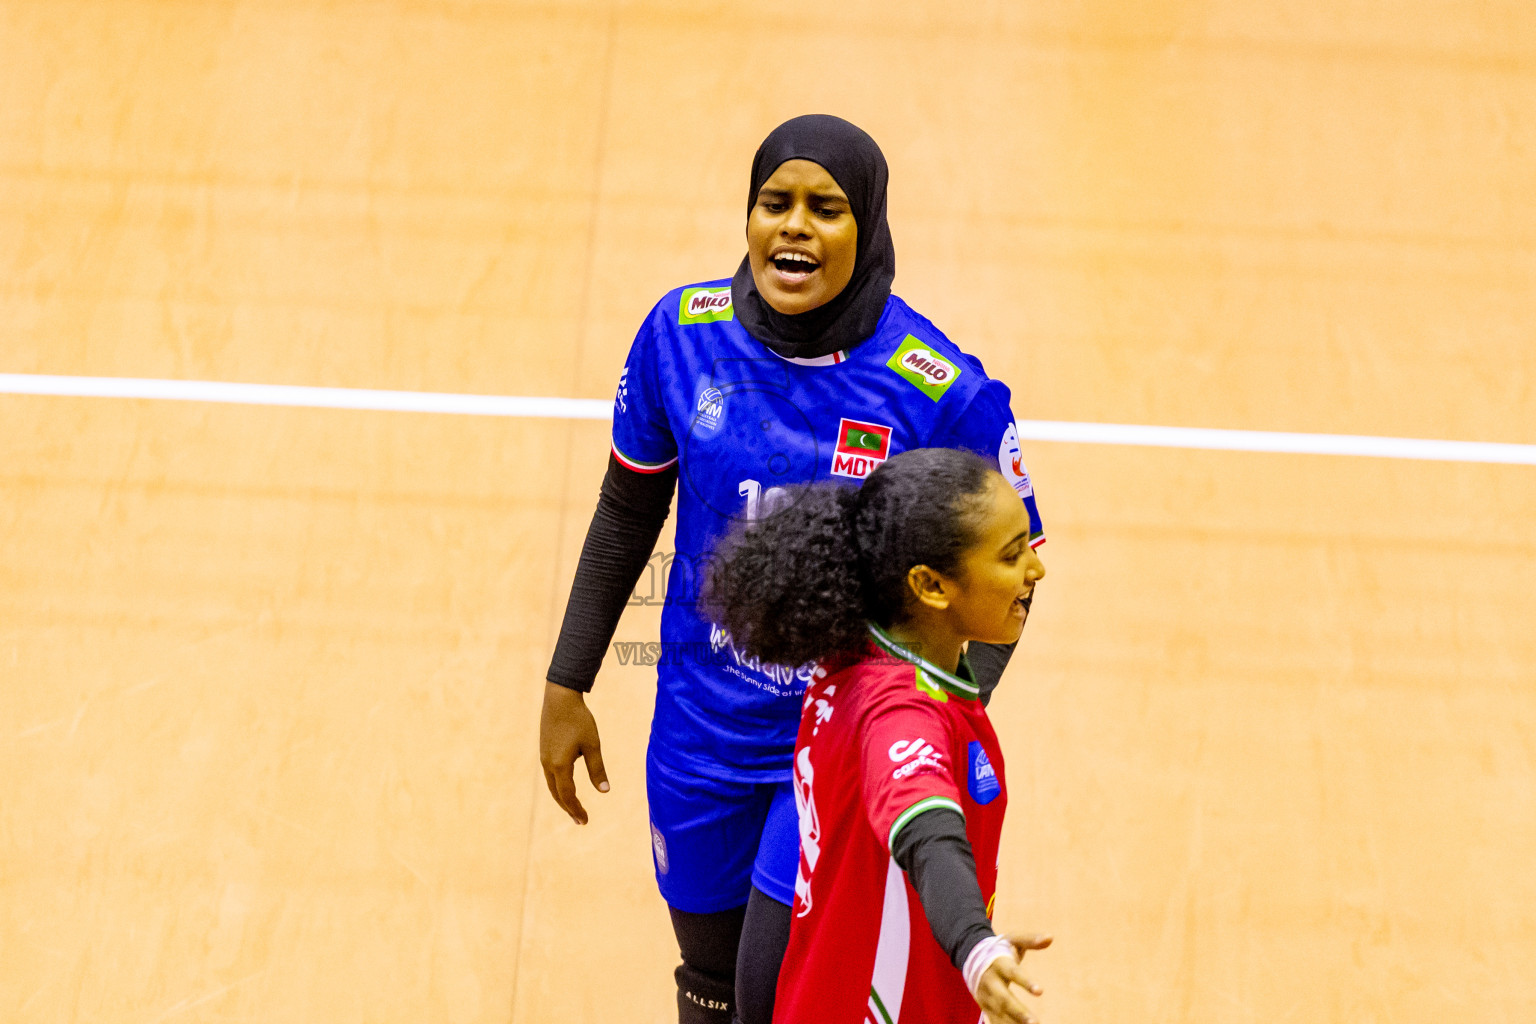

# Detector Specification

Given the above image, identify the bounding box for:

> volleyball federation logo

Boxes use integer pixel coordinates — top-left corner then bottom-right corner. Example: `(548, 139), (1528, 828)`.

(695, 386), (724, 431)
(968, 740), (1001, 805)
(829, 417), (893, 479)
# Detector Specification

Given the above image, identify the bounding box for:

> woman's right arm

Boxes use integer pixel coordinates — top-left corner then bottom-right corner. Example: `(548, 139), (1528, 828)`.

(540, 453), (677, 824)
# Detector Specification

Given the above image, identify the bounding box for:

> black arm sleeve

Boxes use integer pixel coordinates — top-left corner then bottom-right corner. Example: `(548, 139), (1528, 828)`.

(968, 640), (1017, 708)
(890, 808), (996, 970)
(545, 454), (678, 692)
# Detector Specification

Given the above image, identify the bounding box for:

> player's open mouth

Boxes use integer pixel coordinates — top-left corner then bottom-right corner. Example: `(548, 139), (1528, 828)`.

(770, 250), (820, 284)
(1011, 589), (1034, 619)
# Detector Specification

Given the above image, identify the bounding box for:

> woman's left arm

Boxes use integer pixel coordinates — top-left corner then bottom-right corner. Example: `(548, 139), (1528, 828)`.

(893, 810), (1051, 1024)
(891, 807), (994, 966)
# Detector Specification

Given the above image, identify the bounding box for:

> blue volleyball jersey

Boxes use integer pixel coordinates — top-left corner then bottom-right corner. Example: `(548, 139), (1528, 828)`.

(612, 279), (1045, 781)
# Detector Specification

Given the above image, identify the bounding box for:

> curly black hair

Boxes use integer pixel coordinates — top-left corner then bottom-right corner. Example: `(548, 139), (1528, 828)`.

(702, 447), (996, 668)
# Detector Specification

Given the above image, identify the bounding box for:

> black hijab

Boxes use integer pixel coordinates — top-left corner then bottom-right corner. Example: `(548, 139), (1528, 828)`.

(730, 114), (896, 360)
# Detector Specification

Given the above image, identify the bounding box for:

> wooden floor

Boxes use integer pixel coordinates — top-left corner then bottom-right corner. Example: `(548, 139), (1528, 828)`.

(3, 2), (1534, 1021)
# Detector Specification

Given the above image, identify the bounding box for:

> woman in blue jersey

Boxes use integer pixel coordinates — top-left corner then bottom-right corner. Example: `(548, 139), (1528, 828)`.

(539, 115), (1046, 1024)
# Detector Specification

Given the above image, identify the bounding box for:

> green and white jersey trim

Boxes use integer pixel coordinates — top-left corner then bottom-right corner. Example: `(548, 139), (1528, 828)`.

(866, 623), (981, 700)
(888, 795), (966, 853)
(866, 858), (911, 1024)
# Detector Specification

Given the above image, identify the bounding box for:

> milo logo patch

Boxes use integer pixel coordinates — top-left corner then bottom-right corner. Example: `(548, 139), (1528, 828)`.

(901, 348), (956, 386)
(678, 286), (734, 324)
(886, 334), (961, 401)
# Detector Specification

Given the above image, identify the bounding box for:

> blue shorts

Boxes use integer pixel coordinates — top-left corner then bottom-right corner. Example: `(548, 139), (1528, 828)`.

(645, 746), (798, 914)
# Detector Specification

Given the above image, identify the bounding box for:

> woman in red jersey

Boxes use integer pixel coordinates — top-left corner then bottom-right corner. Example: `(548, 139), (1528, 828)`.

(704, 447), (1052, 1024)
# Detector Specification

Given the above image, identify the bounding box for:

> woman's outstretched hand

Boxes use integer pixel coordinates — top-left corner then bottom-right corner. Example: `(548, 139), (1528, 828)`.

(976, 933), (1052, 1024)
(539, 682), (609, 825)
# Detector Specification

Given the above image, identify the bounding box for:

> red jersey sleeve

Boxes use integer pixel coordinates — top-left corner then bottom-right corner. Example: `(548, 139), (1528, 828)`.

(859, 690), (965, 853)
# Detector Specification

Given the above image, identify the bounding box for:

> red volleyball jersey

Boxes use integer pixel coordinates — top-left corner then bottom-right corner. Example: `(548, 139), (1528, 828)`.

(773, 625), (1008, 1024)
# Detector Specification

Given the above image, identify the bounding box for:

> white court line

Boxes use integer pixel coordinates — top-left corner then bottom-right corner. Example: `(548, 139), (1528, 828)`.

(1011, 420), (1536, 465)
(3, 373), (1534, 466)
(0, 373), (612, 420)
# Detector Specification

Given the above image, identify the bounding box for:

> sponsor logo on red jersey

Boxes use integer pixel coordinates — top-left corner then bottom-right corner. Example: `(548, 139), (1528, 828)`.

(830, 417), (893, 480)
(888, 737), (933, 762)
(888, 736), (945, 779)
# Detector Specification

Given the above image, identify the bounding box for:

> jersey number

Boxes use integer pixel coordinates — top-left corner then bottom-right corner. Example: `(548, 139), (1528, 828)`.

(738, 478), (789, 521)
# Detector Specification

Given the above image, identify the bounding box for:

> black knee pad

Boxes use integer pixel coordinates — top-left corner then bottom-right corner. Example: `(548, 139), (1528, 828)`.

(669, 903), (745, 1024)
(675, 961), (735, 1024)
(670, 903), (745, 976)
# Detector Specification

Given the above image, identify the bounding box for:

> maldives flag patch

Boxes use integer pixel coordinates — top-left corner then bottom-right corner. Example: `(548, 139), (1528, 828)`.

(830, 418), (893, 480)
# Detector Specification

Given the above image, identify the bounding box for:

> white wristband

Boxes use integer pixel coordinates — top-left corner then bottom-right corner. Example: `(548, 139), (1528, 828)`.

(962, 935), (1015, 996)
